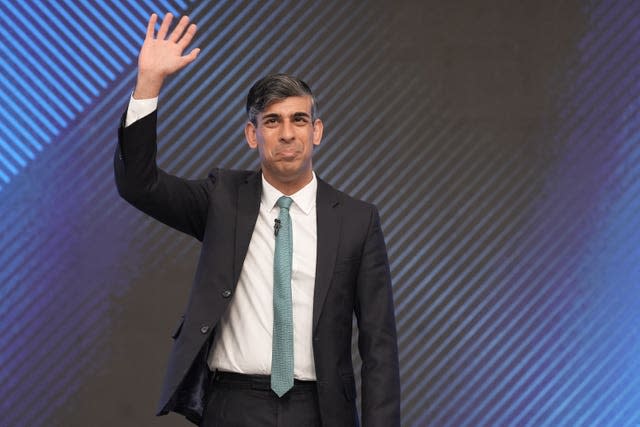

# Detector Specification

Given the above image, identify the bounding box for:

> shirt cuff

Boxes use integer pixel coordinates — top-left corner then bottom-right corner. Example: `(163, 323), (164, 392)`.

(125, 94), (158, 127)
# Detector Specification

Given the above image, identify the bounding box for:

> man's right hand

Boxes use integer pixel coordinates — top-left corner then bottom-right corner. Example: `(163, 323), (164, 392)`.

(133, 13), (200, 99)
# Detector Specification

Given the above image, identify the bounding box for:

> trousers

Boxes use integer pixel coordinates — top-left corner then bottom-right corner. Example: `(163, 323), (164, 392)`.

(201, 372), (322, 427)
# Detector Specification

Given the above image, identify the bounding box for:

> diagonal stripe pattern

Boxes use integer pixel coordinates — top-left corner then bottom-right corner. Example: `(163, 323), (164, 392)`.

(0, 0), (185, 190)
(0, 1), (639, 426)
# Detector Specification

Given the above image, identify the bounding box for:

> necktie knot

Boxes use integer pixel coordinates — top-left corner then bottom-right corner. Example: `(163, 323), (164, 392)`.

(277, 196), (293, 210)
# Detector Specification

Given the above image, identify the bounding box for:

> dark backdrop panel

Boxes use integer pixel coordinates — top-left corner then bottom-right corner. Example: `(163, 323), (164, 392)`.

(1, 1), (638, 426)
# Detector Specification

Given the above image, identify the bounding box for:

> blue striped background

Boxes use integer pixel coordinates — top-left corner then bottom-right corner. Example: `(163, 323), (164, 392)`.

(0, 0), (638, 425)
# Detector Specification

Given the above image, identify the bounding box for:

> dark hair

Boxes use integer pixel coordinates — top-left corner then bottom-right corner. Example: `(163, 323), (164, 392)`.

(246, 73), (319, 125)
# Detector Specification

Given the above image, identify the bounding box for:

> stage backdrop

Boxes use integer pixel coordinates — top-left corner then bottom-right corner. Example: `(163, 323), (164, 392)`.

(1, 1), (638, 426)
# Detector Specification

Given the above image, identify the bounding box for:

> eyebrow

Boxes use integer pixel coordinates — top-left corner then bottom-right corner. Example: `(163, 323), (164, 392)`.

(261, 112), (311, 120)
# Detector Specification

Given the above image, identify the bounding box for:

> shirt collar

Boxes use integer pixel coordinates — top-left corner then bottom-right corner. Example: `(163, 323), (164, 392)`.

(262, 172), (317, 215)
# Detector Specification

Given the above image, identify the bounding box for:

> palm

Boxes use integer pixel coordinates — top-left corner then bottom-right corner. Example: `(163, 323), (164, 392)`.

(139, 13), (199, 77)
(134, 13), (200, 98)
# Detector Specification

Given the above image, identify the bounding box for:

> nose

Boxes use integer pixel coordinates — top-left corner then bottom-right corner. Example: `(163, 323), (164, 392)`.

(279, 119), (295, 142)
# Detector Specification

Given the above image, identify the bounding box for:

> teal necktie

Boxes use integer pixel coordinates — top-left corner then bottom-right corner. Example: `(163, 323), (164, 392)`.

(271, 196), (294, 397)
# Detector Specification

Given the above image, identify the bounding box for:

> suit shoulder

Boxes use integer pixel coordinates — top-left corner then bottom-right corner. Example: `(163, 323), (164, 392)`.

(318, 178), (379, 214)
(207, 168), (259, 186)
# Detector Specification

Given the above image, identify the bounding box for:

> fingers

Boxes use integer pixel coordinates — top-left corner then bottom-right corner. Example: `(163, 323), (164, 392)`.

(148, 13), (196, 46)
(179, 47), (200, 67)
(177, 48), (201, 69)
(186, 48), (201, 62)
(157, 12), (173, 39)
(146, 13), (157, 39)
(178, 23), (198, 49)
(169, 15), (190, 42)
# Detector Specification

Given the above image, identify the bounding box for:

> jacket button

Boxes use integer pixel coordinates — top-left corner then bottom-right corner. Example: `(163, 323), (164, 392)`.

(200, 325), (209, 334)
(221, 289), (232, 298)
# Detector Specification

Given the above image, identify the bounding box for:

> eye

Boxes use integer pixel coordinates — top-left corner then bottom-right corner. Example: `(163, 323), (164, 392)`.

(263, 117), (279, 127)
(294, 116), (310, 125)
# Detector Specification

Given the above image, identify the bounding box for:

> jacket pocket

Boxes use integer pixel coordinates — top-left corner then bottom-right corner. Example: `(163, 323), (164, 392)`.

(171, 315), (185, 339)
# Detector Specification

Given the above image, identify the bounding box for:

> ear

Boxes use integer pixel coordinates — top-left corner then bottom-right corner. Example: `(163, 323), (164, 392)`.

(312, 119), (323, 146)
(245, 121), (258, 149)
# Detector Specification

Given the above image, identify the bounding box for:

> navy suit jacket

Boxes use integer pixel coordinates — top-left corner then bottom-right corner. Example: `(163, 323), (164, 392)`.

(114, 111), (400, 426)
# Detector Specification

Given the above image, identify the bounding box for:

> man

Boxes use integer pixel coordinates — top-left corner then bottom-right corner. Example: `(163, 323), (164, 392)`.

(115, 12), (400, 426)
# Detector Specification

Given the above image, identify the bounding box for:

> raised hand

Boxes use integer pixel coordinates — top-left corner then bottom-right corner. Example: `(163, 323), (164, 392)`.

(134, 13), (201, 99)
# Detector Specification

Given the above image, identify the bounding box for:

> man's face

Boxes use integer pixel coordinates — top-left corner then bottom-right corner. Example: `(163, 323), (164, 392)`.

(245, 96), (323, 192)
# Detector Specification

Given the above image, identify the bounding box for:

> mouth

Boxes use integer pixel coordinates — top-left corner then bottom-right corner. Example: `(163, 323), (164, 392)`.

(277, 150), (299, 159)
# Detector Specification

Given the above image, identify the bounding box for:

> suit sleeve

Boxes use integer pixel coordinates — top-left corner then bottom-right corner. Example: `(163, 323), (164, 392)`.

(114, 109), (211, 241)
(355, 207), (401, 426)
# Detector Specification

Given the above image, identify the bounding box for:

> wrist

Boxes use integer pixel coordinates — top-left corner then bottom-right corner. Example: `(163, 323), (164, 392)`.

(133, 72), (165, 99)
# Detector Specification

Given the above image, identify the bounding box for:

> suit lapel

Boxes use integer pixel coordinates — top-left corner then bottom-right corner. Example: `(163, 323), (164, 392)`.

(313, 178), (341, 332)
(233, 171), (262, 285)
(232, 172), (339, 331)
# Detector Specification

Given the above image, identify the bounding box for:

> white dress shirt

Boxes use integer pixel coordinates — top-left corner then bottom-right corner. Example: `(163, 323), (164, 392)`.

(209, 175), (318, 380)
(125, 95), (318, 380)
(125, 95), (157, 127)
